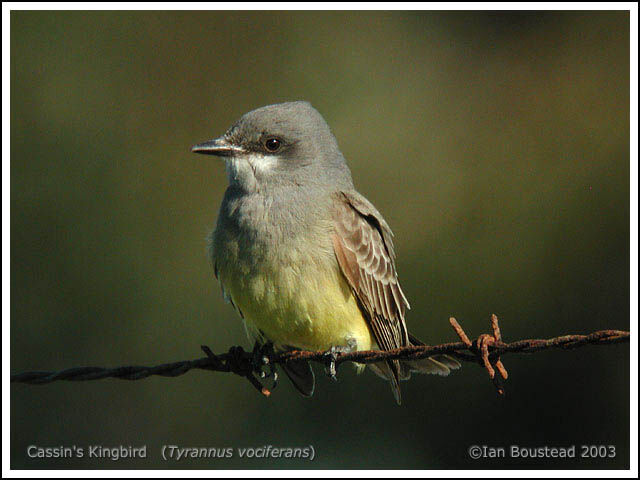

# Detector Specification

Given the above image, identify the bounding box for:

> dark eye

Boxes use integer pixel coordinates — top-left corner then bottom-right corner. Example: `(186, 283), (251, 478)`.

(264, 137), (282, 152)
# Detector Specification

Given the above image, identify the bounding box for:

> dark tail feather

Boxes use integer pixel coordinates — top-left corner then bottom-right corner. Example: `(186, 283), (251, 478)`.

(281, 359), (315, 397)
(370, 334), (461, 404)
(369, 360), (403, 405)
(402, 334), (461, 377)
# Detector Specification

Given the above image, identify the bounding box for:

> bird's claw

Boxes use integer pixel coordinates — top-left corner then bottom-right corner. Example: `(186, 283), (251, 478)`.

(323, 347), (339, 381)
(323, 340), (356, 381)
(251, 341), (278, 388)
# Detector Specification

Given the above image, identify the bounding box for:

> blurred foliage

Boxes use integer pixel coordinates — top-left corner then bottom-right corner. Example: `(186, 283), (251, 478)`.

(11, 11), (629, 469)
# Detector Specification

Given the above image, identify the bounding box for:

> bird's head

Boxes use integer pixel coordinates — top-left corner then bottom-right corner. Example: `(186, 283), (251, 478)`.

(192, 101), (352, 192)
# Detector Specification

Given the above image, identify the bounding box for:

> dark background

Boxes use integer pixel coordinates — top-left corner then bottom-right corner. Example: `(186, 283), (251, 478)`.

(11, 11), (630, 469)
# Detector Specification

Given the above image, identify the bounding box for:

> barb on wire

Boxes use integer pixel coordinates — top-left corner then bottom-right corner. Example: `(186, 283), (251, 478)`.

(11, 315), (630, 397)
(449, 315), (509, 395)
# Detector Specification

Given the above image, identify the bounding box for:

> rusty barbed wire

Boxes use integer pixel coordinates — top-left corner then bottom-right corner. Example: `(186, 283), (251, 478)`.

(10, 316), (630, 396)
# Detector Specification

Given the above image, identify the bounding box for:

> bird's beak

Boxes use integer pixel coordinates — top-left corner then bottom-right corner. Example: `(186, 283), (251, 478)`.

(191, 137), (244, 157)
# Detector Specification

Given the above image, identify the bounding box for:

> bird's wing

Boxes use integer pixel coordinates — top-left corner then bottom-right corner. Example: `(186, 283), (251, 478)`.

(332, 190), (411, 401)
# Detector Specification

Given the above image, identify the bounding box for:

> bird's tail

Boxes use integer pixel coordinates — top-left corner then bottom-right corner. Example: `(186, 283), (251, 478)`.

(400, 333), (462, 377)
(368, 334), (461, 404)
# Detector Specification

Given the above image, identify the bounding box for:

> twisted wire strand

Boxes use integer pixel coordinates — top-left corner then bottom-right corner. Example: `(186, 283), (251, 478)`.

(11, 328), (629, 386)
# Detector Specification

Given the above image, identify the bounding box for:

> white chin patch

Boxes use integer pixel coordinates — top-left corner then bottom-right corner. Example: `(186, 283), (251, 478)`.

(247, 152), (278, 173)
(225, 153), (278, 189)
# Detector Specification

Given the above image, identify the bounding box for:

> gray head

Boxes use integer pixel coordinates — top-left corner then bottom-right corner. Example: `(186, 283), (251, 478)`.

(192, 101), (353, 193)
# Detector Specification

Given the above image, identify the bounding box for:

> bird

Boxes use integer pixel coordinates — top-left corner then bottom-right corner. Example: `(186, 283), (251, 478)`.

(192, 101), (460, 404)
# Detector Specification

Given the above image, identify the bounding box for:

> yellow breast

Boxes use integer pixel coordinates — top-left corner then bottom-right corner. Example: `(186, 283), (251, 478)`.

(215, 239), (372, 352)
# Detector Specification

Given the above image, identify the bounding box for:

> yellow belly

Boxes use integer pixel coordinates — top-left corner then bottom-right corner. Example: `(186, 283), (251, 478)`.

(217, 249), (373, 352)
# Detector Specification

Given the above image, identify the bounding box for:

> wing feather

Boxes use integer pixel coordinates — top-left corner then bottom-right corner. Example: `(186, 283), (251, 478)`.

(331, 191), (411, 401)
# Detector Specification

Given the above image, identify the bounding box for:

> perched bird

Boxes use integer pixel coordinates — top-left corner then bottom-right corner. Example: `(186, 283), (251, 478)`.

(192, 101), (459, 404)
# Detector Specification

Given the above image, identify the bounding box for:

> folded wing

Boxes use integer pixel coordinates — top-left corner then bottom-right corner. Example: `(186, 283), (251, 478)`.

(332, 190), (411, 403)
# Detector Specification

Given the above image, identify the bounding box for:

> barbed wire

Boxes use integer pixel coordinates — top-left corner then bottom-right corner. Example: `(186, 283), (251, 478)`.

(11, 315), (630, 396)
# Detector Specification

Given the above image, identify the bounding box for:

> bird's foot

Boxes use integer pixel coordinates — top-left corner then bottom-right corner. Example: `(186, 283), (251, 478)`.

(323, 338), (357, 381)
(200, 342), (277, 397)
(251, 341), (278, 388)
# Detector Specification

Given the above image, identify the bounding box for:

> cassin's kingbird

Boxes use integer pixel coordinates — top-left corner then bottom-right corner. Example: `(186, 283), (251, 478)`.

(192, 101), (459, 404)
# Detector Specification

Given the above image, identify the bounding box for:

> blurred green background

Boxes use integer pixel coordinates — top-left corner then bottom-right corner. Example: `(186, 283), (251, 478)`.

(11, 11), (630, 470)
